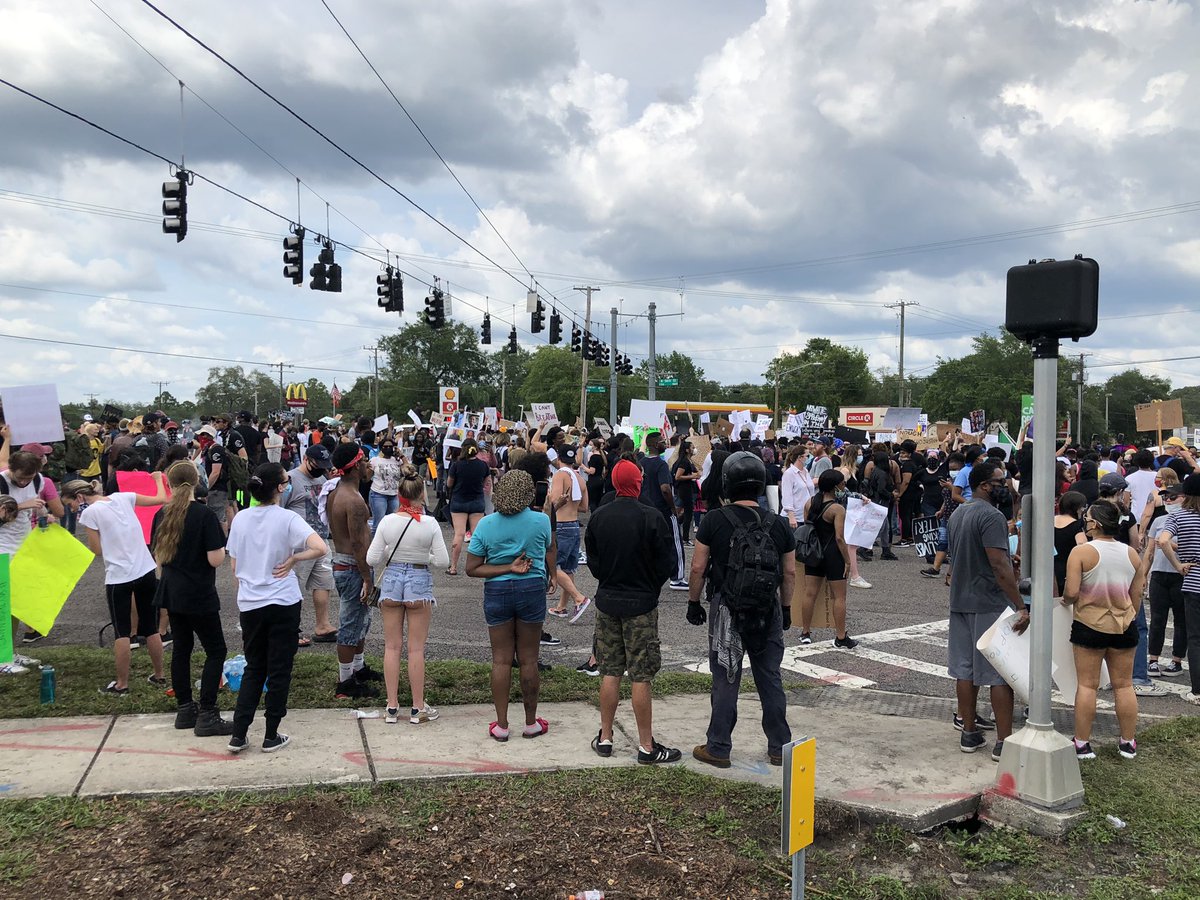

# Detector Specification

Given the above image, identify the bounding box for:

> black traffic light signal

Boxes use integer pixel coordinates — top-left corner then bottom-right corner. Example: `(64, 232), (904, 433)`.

(506, 325), (518, 354)
(481, 313), (491, 344)
(162, 170), (188, 242)
(283, 227), (304, 285)
(598, 344), (610, 367)
(531, 298), (546, 333)
(424, 287), (445, 328)
(571, 326), (582, 353)
(309, 260), (327, 291)
(311, 241), (340, 292)
(549, 310), (562, 344)
(621, 354), (633, 376)
(390, 271), (403, 313)
(377, 266), (394, 309)
(582, 332), (596, 361)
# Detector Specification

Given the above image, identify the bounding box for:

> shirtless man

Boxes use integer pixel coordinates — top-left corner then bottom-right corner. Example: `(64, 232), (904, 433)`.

(326, 443), (381, 699)
(547, 444), (591, 623)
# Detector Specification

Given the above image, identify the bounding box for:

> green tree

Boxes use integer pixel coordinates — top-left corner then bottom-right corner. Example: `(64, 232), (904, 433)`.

(519, 346), (592, 424)
(1103, 370), (1173, 441)
(1170, 384), (1200, 426)
(373, 322), (491, 419)
(764, 338), (877, 417)
(194, 366), (277, 417)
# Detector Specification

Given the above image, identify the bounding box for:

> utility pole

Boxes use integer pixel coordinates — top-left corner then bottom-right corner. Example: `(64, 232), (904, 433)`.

(884, 300), (918, 407)
(150, 381), (170, 407)
(648, 302), (657, 401)
(574, 285), (598, 425)
(363, 344), (381, 417)
(85, 392), (98, 412)
(273, 362), (293, 413)
(1072, 354), (1088, 445)
(1104, 392), (1111, 436)
(609, 307), (618, 424)
(500, 356), (507, 421)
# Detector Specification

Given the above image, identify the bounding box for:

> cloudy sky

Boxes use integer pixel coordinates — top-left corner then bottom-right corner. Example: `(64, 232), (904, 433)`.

(1, 0), (1198, 411)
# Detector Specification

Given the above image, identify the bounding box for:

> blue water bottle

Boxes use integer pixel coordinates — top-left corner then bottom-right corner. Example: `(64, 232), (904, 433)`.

(40, 666), (56, 704)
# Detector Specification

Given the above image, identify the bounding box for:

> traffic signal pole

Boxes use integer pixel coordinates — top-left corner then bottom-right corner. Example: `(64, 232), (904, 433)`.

(574, 286), (598, 426)
(610, 307), (619, 423)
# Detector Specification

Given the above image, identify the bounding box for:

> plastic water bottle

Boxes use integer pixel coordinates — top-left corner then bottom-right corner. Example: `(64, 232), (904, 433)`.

(40, 666), (56, 704)
(568, 892), (605, 900)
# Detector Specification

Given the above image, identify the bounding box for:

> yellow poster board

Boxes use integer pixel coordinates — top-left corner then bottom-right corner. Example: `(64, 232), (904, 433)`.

(10, 524), (94, 636)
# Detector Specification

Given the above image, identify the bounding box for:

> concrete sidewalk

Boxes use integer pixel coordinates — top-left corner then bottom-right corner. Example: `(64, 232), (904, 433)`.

(0, 693), (995, 830)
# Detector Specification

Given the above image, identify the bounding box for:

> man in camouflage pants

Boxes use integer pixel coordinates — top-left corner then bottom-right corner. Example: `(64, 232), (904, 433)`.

(583, 458), (682, 764)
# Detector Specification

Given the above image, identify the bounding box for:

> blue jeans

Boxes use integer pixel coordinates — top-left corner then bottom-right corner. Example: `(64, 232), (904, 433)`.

(482, 576), (546, 627)
(368, 491), (398, 535)
(332, 555), (372, 646)
(1132, 602), (1152, 685)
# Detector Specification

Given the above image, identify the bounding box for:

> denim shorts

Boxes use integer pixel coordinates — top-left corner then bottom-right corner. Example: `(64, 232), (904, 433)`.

(333, 556), (372, 645)
(449, 497), (486, 515)
(380, 563), (436, 606)
(555, 521), (581, 574)
(483, 576), (547, 627)
(937, 525), (949, 553)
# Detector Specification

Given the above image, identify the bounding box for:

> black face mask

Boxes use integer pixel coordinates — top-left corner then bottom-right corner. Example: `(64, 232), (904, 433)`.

(990, 485), (1011, 506)
(381, 446), (395, 457)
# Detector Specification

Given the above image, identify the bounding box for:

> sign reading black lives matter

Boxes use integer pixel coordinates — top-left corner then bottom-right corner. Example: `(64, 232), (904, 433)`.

(912, 515), (939, 558)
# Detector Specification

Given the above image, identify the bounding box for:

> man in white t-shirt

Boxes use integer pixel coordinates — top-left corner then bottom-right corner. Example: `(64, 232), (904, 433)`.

(1124, 450), (1159, 542)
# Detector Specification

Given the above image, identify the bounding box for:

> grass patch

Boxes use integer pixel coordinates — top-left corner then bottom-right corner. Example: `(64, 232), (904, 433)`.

(0, 646), (715, 718)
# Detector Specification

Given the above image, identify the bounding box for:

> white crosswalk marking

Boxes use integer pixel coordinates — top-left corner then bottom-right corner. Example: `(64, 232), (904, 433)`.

(843, 645), (954, 680)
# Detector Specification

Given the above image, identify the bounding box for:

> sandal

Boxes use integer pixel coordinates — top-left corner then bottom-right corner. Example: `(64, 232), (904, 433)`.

(489, 721), (510, 742)
(312, 631), (338, 643)
(446, 568), (458, 576)
(297, 635), (313, 647)
(522, 717), (549, 739)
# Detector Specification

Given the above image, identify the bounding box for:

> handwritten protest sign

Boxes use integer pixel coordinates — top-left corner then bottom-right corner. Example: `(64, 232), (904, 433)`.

(10, 524), (94, 636)
(912, 515), (939, 557)
(531, 403), (559, 426)
(803, 405), (827, 432)
(843, 496), (888, 549)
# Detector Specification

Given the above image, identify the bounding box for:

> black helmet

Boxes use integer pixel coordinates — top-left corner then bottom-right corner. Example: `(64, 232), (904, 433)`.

(722, 450), (766, 501)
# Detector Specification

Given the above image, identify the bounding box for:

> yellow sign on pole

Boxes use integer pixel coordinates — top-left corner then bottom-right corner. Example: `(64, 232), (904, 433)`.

(782, 737), (816, 857)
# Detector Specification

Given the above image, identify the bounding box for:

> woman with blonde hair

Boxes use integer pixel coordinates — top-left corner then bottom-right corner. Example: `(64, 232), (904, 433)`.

(1138, 466), (1179, 540)
(61, 473), (168, 695)
(150, 461), (232, 736)
(367, 461), (449, 724)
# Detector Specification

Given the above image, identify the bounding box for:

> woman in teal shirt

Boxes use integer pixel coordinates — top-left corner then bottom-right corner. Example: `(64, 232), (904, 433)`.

(467, 469), (553, 742)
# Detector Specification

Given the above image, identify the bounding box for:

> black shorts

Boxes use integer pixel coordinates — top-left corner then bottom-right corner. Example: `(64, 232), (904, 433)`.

(1070, 619), (1138, 650)
(804, 541), (846, 582)
(106, 570), (159, 640)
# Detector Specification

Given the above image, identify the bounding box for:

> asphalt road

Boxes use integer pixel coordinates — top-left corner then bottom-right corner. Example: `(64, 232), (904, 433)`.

(28, 514), (1193, 719)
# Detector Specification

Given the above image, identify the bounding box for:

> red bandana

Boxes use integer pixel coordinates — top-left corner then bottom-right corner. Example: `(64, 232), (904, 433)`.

(397, 497), (422, 522)
(332, 448), (364, 477)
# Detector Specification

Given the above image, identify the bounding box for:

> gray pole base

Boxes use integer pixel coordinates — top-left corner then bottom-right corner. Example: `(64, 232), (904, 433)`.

(995, 722), (1084, 810)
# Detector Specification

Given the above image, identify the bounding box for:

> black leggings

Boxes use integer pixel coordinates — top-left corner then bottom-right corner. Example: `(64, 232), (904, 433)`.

(1149, 571), (1188, 659)
(233, 603), (301, 741)
(679, 493), (695, 543)
(169, 610), (228, 707)
(106, 571), (158, 640)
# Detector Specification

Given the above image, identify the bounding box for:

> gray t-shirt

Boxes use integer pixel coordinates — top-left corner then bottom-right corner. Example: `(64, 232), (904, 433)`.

(947, 499), (1011, 614)
(287, 465), (329, 538)
(810, 456), (833, 478)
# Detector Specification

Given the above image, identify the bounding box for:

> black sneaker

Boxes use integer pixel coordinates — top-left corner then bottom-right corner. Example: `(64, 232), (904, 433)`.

(1074, 739), (1096, 760)
(1118, 739), (1137, 760)
(880, 552), (899, 561)
(1160, 661), (1184, 676)
(799, 632), (812, 645)
(991, 740), (1005, 762)
(576, 660), (599, 677)
(127, 636), (141, 650)
(857, 549), (874, 561)
(538, 660), (552, 673)
(834, 634), (858, 650)
(896, 540), (913, 548)
(354, 664), (383, 683)
(638, 741), (682, 765)
(227, 735), (249, 754)
(335, 678), (376, 699)
(98, 681), (129, 696)
(591, 730), (613, 758)
(540, 633), (563, 647)
(158, 631), (173, 648)
(920, 567), (941, 578)
(147, 674), (168, 687)
(21, 630), (45, 644)
(262, 733), (291, 753)
(960, 730), (986, 754)
(953, 712), (996, 732)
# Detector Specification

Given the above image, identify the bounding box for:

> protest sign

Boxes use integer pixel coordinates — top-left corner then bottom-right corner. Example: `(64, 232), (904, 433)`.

(728, 409), (752, 432)
(833, 425), (869, 444)
(0, 554), (10, 664)
(843, 496), (888, 549)
(115, 471), (168, 544)
(497, 418), (516, 432)
(712, 417), (733, 439)
(803, 405), (828, 432)
(371, 413), (390, 434)
(912, 515), (939, 557)
(871, 432), (898, 445)
(10, 524), (94, 636)
(407, 409), (423, 428)
(699, 412), (711, 426)
(969, 409), (986, 434)
(935, 422), (957, 441)
(689, 434), (713, 472)
(593, 417), (612, 438)
(882, 407), (921, 430)
(960, 418), (973, 435)
(0, 384), (64, 444)
(629, 399), (667, 427)
(1134, 399), (1184, 432)
(483, 407), (498, 429)
(530, 402), (559, 426)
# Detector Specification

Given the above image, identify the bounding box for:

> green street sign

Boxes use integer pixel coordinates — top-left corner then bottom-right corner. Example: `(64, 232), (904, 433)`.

(586, 385), (607, 394)
(1021, 394), (1034, 420)
(657, 377), (678, 387)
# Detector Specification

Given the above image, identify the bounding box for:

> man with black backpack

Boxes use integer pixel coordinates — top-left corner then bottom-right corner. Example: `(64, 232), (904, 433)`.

(688, 451), (796, 769)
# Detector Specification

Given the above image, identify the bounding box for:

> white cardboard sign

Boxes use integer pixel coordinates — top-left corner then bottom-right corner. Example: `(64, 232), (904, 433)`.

(0, 383), (64, 445)
(531, 403), (559, 426)
(843, 496), (889, 549)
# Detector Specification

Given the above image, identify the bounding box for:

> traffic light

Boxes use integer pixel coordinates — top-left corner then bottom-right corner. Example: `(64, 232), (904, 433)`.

(571, 325), (582, 353)
(530, 298), (546, 333)
(506, 325), (518, 354)
(583, 332), (596, 361)
(424, 287), (445, 328)
(161, 170), (188, 242)
(390, 271), (404, 313)
(311, 241), (338, 292)
(309, 260), (327, 291)
(481, 313), (491, 344)
(598, 344), (610, 368)
(621, 354), (634, 376)
(549, 310), (562, 344)
(377, 266), (394, 309)
(283, 227), (304, 285)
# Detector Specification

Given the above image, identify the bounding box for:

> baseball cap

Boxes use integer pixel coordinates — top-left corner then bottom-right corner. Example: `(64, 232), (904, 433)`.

(82, 414), (94, 422)
(1099, 472), (1128, 491)
(305, 444), (333, 469)
(559, 444), (578, 465)
(1161, 484), (1184, 499)
(196, 424), (219, 440)
(165, 421), (179, 429)
(1166, 436), (1188, 449)
(20, 442), (53, 457)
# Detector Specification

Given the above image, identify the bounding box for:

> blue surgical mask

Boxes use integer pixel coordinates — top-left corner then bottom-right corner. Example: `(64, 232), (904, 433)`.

(280, 483), (293, 507)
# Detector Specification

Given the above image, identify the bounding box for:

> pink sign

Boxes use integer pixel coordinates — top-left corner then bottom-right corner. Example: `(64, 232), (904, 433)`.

(115, 471), (170, 545)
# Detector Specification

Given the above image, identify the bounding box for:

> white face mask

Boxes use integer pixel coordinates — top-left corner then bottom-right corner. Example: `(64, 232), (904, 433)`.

(1166, 502), (1183, 512)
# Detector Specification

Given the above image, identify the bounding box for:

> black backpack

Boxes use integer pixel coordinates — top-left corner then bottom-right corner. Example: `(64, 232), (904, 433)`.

(0, 472), (42, 496)
(867, 453), (894, 504)
(793, 498), (833, 567)
(719, 506), (783, 634)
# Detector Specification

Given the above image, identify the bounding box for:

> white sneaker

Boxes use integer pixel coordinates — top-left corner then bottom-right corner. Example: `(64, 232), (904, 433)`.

(410, 704), (439, 724)
(1134, 682), (1166, 697)
(0, 663), (29, 675)
(11, 653), (40, 667)
(669, 580), (690, 591)
(849, 576), (873, 589)
(1184, 692), (1200, 705)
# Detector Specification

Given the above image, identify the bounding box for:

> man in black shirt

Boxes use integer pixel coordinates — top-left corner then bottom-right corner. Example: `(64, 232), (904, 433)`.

(895, 439), (922, 545)
(235, 411), (263, 466)
(584, 459), (681, 764)
(640, 431), (687, 590)
(688, 451), (796, 769)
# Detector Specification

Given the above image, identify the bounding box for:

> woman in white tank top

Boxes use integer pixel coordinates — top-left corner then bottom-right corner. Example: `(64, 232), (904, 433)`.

(1062, 499), (1145, 761)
